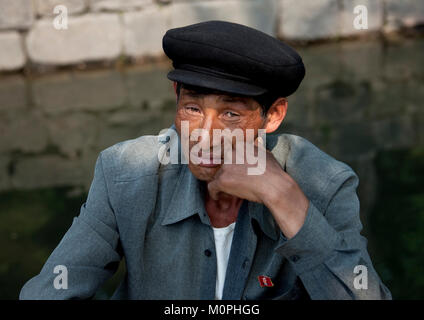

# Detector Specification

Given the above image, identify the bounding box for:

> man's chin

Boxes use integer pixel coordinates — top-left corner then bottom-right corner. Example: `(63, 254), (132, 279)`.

(188, 163), (221, 182)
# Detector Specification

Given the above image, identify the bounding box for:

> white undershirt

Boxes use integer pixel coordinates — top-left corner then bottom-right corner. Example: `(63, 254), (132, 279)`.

(212, 222), (236, 300)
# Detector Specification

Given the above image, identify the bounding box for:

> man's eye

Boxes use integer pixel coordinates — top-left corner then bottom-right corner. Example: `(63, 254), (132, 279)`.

(224, 111), (240, 118)
(185, 105), (201, 113)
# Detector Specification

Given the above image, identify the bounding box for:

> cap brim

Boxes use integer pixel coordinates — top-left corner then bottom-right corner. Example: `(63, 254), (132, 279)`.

(167, 69), (268, 96)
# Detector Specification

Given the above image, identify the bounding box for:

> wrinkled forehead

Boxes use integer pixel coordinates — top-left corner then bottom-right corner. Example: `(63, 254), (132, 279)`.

(177, 83), (261, 109)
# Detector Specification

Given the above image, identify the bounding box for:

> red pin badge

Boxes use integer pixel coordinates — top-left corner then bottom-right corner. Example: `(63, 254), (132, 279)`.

(258, 275), (274, 287)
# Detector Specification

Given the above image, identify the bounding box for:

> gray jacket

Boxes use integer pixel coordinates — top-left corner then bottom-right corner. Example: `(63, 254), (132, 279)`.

(19, 126), (392, 300)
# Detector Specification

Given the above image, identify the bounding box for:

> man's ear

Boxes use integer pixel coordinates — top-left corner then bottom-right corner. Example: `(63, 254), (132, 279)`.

(264, 97), (288, 134)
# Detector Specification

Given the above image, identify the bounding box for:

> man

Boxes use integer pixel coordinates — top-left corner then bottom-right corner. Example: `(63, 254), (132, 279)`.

(20, 21), (391, 300)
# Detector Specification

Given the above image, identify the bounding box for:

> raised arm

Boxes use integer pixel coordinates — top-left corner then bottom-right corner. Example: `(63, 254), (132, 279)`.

(275, 170), (392, 300)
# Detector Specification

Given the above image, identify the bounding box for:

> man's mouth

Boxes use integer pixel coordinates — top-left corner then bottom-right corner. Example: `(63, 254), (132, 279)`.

(190, 152), (222, 167)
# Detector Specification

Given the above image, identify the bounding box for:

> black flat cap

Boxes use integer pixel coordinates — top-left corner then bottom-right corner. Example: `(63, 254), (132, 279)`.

(162, 20), (305, 97)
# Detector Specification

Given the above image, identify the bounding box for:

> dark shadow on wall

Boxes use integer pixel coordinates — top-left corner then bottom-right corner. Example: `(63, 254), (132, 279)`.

(368, 147), (424, 299)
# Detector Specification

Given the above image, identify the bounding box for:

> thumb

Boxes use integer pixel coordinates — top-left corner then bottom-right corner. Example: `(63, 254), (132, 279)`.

(207, 179), (220, 201)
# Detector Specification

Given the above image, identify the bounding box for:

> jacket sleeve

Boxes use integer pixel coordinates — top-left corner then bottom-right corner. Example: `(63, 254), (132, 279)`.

(19, 152), (122, 300)
(275, 169), (392, 300)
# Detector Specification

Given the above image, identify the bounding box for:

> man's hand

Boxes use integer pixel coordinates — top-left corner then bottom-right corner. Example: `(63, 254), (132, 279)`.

(207, 138), (309, 239)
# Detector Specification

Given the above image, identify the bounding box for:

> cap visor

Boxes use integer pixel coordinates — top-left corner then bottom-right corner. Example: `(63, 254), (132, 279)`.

(167, 69), (268, 96)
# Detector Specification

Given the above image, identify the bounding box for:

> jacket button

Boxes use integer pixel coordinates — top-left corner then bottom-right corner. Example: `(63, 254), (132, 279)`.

(204, 249), (212, 257)
(290, 255), (300, 262)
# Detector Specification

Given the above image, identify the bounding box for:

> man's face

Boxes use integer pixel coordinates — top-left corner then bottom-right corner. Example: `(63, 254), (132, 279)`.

(174, 86), (267, 182)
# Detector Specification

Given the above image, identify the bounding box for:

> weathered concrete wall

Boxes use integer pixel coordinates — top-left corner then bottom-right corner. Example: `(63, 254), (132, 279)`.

(0, 0), (423, 71)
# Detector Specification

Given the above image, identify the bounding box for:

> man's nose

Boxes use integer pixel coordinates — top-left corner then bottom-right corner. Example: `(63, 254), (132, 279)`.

(197, 115), (219, 151)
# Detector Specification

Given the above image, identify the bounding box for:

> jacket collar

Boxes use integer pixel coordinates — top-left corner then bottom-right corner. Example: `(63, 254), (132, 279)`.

(161, 164), (210, 226)
(159, 128), (290, 242)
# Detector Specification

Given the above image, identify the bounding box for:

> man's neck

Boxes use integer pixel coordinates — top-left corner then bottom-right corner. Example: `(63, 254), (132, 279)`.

(204, 190), (243, 228)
